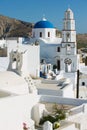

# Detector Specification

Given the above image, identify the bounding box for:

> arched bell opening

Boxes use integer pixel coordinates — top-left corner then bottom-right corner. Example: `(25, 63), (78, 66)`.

(64, 58), (72, 72)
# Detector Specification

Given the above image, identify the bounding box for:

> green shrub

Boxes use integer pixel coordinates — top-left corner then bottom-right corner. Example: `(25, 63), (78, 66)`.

(39, 104), (66, 125)
(39, 115), (57, 125)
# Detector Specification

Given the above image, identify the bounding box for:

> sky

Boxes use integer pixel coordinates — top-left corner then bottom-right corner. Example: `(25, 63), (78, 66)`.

(0, 0), (87, 33)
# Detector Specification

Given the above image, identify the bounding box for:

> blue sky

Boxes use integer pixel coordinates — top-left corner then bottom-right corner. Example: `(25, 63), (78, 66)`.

(0, 0), (87, 33)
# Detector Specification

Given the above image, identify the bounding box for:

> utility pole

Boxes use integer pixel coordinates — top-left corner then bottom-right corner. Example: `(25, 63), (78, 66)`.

(76, 69), (79, 98)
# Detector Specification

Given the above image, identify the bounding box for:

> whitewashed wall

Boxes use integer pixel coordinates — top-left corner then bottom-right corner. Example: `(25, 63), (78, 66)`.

(21, 45), (40, 78)
(40, 41), (60, 64)
(63, 72), (77, 89)
(0, 94), (39, 130)
(38, 89), (62, 96)
(38, 84), (74, 98)
(6, 37), (24, 46)
(62, 84), (74, 98)
(39, 95), (87, 106)
(79, 77), (87, 86)
(8, 43), (40, 78)
(7, 41), (21, 57)
(32, 28), (56, 39)
(58, 123), (78, 130)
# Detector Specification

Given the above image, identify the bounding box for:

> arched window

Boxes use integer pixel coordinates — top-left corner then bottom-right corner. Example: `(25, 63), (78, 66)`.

(67, 44), (71, 51)
(40, 32), (42, 37)
(64, 58), (72, 72)
(48, 32), (50, 37)
(67, 12), (70, 19)
(66, 33), (70, 42)
(57, 47), (60, 52)
(82, 82), (85, 86)
(12, 57), (17, 69)
(57, 60), (60, 70)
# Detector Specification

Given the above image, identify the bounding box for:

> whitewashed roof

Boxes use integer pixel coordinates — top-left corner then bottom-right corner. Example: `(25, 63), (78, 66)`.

(0, 71), (29, 95)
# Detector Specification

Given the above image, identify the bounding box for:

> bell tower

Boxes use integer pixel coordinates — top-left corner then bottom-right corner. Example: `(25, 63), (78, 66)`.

(62, 8), (77, 57)
(62, 8), (76, 45)
(56, 8), (79, 89)
(58, 8), (78, 73)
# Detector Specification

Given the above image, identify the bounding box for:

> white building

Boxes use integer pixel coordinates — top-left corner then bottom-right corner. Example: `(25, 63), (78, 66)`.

(32, 17), (62, 64)
(8, 43), (40, 78)
(0, 40), (40, 78)
(31, 8), (79, 88)
(57, 8), (78, 72)
(31, 9), (79, 72)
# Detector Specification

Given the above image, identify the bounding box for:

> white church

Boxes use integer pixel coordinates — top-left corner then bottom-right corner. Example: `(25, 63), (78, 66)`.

(31, 8), (79, 71)
(29, 8), (79, 88)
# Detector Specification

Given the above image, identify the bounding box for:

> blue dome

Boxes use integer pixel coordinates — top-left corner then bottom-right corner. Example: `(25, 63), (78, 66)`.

(34, 19), (54, 29)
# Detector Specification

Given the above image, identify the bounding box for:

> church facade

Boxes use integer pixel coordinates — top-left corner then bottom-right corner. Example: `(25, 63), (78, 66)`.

(32, 16), (62, 64)
(32, 8), (79, 72)
(31, 8), (79, 88)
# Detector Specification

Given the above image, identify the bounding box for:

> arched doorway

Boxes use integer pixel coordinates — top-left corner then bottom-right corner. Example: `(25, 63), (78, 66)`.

(12, 58), (17, 69)
(57, 60), (60, 70)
